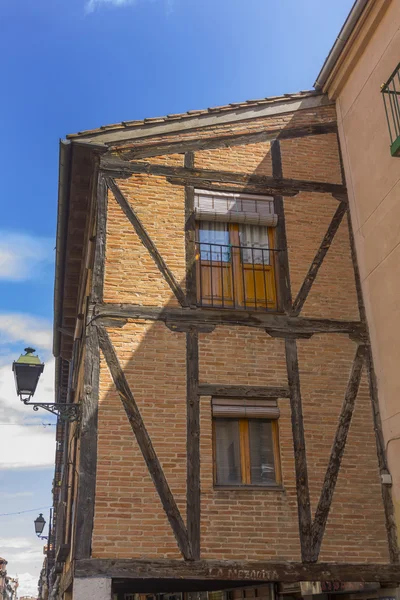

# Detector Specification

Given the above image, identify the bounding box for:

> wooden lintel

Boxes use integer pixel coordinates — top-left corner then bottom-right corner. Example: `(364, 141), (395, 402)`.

(198, 384), (290, 398)
(166, 322), (216, 334)
(115, 123), (338, 160)
(93, 303), (366, 337)
(100, 158), (347, 197)
(168, 179), (298, 198)
(74, 558), (400, 583)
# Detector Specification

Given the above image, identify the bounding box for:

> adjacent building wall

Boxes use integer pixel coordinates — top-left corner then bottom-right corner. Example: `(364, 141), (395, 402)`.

(324, 0), (400, 534)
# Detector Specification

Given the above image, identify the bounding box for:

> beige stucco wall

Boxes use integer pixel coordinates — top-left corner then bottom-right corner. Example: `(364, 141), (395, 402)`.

(330, 0), (400, 533)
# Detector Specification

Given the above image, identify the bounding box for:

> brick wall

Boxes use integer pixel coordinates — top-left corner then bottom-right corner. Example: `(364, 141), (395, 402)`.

(92, 102), (389, 562)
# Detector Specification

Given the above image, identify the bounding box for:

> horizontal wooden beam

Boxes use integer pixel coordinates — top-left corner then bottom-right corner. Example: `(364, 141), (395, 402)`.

(74, 558), (400, 583)
(93, 303), (366, 338)
(198, 384), (290, 398)
(100, 158), (346, 197)
(117, 123), (338, 160)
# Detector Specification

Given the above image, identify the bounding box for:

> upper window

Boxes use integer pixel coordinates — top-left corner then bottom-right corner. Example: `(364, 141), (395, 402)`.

(195, 190), (279, 310)
(212, 398), (281, 487)
(381, 63), (400, 157)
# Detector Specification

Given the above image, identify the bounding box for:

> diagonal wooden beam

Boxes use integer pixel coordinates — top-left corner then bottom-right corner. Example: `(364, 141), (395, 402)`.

(105, 177), (188, 307)
(292, 201), (348, 315)
(186, 329), (200, 560)
(310, 345), (366, 562)
(285, 338), (312, 562)
(97, 325), (193, 560)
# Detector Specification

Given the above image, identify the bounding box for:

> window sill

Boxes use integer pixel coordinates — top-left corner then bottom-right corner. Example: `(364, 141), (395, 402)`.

(213, 484), (284, 492)
(390, 136), (400, 157)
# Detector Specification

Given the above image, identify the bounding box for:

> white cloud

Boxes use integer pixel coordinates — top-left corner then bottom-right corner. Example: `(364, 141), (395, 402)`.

(86, 0), (137, 11)
(0, 358), (56, 469)
(0, 537), (32, 549)
(85, 0), (174, 13)
(0, 491), (33, 498)
(0, 313), (52, 352)
(0, 232), (54, 282)
(13, 572), (39, 598)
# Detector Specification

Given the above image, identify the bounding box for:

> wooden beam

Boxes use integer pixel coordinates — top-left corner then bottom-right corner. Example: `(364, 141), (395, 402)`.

(96, 325), (192, 560)
(198, 384), (290, 398)
(105, 177), (188, 307)
(285, 338), (312, 562)
(311, 345), (366, 562)
(167, 179), (298, 198)
(184, 152), (196, 307)
(74, 558), (400, 583)
(74, 323), (99, 560)
(100, 158), (347, 197)
(271, 139), (292, 313)
(292, 202), (347, 316)
(186, 329), (200, 560)
(116, 123), (338, 160)
(94, 303), (366, 338)
(91, 174), (108, 304)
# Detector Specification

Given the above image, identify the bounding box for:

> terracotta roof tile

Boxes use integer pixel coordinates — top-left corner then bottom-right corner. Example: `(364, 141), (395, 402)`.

(66, 90), (317, 139)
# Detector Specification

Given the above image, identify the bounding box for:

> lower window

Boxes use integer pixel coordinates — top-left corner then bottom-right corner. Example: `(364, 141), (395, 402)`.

(213, 416), (281, 487)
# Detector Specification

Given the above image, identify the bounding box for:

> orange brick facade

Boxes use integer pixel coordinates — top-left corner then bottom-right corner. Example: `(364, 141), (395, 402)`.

(89, 100), (390, 565)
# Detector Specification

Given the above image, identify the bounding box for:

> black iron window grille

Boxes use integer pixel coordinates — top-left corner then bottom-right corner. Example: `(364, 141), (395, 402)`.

(382, 63), (400, 157)
(196, 241), (281, 311)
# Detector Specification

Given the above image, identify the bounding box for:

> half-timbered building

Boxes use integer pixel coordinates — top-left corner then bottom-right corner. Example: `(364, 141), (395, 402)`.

(48, 90), (399, 600)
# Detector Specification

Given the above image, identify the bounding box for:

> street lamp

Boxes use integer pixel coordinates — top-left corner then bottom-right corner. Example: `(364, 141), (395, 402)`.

(34, 513), (48, 540)
(12, 348), (80, 422)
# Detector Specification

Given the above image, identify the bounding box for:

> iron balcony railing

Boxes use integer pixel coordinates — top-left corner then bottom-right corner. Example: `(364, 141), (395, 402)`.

(196, 241), (282, 311)
(382, 63), (400, 157)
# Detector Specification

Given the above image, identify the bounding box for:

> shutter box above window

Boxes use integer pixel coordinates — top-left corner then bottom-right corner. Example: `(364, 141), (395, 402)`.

(195, 189), (278, 226)
(212, 398), (280, 419)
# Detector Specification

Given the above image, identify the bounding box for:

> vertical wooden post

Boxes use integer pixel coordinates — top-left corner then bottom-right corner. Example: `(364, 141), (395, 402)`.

(271, 139), (292, 313)
(186, 328), (200, 560)
(185, 152), (197, 307)
(74, 170), (107, 560)
(285, 337), (312, 562)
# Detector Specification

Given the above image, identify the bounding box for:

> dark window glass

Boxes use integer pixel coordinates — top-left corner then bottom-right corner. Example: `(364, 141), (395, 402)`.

(249, 420), (276, 485)
(214, 419), (241, 485)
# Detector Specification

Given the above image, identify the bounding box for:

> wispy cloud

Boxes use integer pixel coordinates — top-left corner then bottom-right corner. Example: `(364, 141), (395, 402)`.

(0, 491), (33, 499)
(0, 313), (52, 352)
(0, 231), (53, 282)
(85, 0), (174, 14)
(0, 537), (32, 549)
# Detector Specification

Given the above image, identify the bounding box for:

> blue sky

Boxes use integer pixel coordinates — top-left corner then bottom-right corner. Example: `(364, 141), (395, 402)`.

(0, 0), (354, 594)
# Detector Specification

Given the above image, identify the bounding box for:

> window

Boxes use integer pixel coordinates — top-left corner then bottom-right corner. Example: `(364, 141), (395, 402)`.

(381, 63), (400, 157)
(195, 190), (279, 310)
(212, 398), (281, 487)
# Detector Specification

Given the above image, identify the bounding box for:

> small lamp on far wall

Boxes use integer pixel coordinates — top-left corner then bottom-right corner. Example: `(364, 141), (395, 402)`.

(34, 514), (46, 538)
